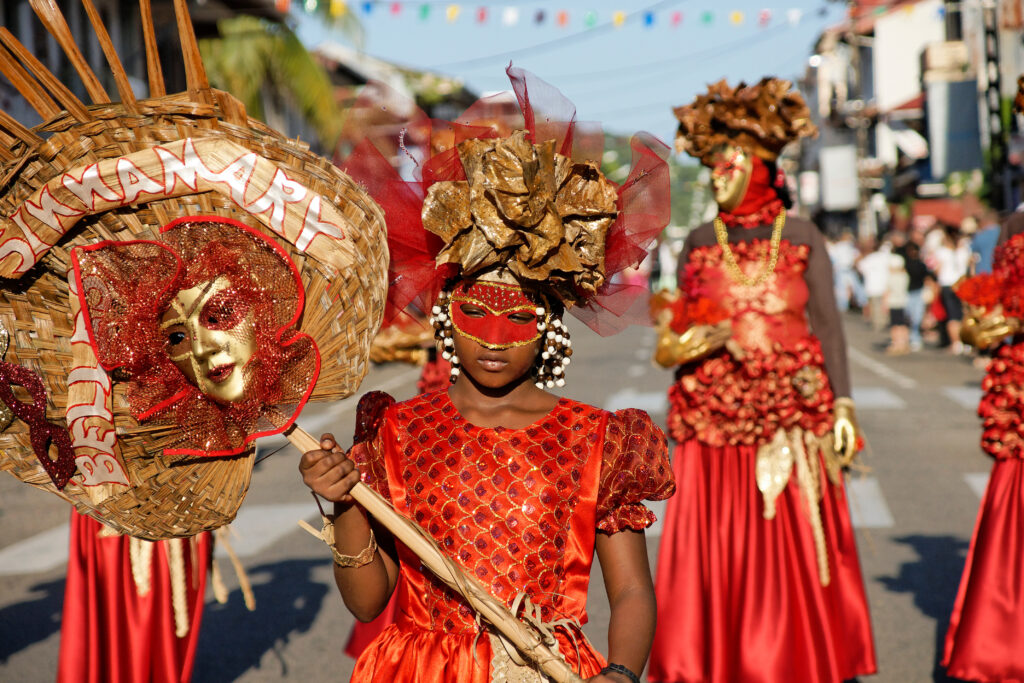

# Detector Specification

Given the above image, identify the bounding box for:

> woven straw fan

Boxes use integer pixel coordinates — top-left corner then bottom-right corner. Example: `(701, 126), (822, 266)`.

(0, 3), (582, 680)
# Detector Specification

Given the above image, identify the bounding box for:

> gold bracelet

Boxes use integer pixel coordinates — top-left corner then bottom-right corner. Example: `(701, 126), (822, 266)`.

(833, 397), (855, 409)
(322, 517), (378, 568)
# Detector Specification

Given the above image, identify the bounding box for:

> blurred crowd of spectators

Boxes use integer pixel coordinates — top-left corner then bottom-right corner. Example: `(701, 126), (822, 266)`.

(827, 209), (1002, 357)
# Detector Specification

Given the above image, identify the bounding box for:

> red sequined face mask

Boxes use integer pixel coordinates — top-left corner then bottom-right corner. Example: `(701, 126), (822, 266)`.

(449, 281), (546, 349)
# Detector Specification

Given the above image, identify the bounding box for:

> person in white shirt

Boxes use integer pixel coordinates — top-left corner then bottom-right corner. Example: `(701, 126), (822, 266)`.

(828, 232), (866, 312)
(858, 240), (894, 332)
(933, 224), (972, 353)
(885, 251), (910, 354)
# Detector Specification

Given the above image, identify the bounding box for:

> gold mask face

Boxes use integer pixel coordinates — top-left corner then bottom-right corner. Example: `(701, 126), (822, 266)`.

(709, 144), (754, 212)
(160, 276), (257, 403)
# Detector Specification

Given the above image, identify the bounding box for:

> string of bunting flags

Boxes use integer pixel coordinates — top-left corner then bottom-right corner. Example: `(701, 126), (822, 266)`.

(279, 0), (841, 27)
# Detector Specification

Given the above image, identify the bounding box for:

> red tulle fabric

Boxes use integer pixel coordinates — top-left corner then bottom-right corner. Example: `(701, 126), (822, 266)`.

(650, 440), (877, 683)
(956, 232), (1024, 318)
(339, 66), (670, 336)
(70, 216), (318, 457)
(345, 390), (674, 680)
(717, 157), (784, 228)
(943, 338), (1024, 681)
(57, 509), (210, 683)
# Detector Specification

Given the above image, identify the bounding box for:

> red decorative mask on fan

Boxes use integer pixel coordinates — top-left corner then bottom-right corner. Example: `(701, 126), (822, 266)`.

(71, 216), (320, 458)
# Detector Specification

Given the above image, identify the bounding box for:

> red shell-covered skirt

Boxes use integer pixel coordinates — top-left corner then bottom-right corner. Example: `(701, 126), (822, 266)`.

(649, 440), (877, 683)
(943, 458), (1024, 682)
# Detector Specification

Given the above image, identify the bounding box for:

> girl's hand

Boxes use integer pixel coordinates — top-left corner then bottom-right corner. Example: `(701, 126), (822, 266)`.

(297, 433), (361, 504)
(586, 675), (631, 683)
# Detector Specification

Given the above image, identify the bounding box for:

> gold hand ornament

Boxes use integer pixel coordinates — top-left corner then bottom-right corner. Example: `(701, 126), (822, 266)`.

(832, 397), (860, 466)
(961, 305), (1020, 350)
(654, 319), (733, 368)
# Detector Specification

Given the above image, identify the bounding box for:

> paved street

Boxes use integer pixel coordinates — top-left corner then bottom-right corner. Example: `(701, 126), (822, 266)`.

(0, 312), (997, 682)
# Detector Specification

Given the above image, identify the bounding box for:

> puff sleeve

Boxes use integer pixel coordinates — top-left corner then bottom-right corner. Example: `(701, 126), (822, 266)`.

(347, 391), (396, 502)
(596, 408), (676, 533)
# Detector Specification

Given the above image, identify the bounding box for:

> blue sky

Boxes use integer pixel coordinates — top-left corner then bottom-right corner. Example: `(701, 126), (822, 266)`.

(296, 0), (846, 145)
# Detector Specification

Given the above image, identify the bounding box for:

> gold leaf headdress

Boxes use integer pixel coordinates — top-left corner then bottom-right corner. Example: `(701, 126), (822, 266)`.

(421, 130), (618, 306)
(673, 77), (818, 165)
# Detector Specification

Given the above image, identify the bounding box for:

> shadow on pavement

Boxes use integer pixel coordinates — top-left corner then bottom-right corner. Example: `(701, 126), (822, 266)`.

(876, 534), (971, 683)
(193, 558), (330, 682)
(0, 577), (64, 661)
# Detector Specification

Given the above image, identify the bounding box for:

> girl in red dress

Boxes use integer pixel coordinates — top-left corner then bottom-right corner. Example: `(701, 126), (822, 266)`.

(943, 207), (1024, 682)
(299, 68), (675, 683)
(647, 79), (877, 683)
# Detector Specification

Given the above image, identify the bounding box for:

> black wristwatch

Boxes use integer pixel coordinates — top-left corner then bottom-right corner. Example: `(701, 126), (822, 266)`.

(600, 662), (641, 683)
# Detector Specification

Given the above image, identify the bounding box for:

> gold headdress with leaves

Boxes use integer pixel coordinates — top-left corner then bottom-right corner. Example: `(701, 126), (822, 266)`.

(673, 77), (818, 164)
(422, 130), (618, 306)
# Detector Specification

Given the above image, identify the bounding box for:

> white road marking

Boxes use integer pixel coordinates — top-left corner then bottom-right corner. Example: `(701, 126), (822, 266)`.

(848, 347), (918, 389)
(964, 472), (990, 499)
(851, 386), (906, 410)
(633, 347), (650, 360)
(846, 477), (895, 528)
(628, 364), (647, 378)
(942, 386), (983, 410)
(0, 504), (323, 576)
(0, 524), (69, 576)
(213, 503), (321, 560)
(603, 390), (669, 414)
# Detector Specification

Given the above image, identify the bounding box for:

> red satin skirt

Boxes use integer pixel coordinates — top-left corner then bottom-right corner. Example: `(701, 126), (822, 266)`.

(57, 509), (211, 683)
(345, 589), (400, 658)
(352, 618), (605, 682)
(649, 440), (877, 683)
(943, 458), (1024, 682)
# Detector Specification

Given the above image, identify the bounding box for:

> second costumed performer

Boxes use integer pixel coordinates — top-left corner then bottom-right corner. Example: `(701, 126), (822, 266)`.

(299, 67), (676, 683)
(943, 79), (1024, 682)
(647, 79), (877, 683)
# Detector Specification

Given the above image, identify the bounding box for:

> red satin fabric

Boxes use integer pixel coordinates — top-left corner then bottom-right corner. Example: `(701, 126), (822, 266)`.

(57, 509), (211, 683)
(943, 459), (1024, 682)
(649, 441), (877, 683)
(347, 391), (674, 680)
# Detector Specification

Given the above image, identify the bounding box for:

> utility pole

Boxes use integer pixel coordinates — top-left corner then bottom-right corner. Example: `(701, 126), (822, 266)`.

(845, 0), (874, 241)
(982, 0), (1008, 211)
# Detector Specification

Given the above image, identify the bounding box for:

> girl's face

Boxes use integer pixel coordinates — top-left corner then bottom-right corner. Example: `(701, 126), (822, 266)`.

(451, 300), (541, 389)
(160, 276), (258, 403)
(709, 144), (754, 211)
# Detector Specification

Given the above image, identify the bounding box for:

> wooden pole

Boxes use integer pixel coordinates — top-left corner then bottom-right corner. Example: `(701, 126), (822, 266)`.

(286, 425), (584, 683)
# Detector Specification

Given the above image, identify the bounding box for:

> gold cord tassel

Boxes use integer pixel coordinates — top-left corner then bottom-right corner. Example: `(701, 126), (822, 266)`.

(128, 536), (154, 596)
(756, 427), (833, 586)
(165, 538), (190, 638)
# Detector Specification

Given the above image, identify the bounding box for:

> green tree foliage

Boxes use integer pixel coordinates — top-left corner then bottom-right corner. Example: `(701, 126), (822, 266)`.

(199, 16), (343, 149)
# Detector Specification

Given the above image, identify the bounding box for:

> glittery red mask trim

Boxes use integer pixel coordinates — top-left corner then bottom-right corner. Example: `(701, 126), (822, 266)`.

(0, 362), (76, 489)
(450, 281), (542, 349)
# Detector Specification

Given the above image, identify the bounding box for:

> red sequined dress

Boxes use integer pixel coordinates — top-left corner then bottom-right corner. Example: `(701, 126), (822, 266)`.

(649, 217), (877, 683)
(943, 223), (1024, 682)
(348, 390), (674, 682)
